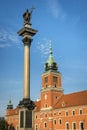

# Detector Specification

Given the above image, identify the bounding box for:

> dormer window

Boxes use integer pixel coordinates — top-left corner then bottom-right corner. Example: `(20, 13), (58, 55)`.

(53, 63), (56, 67)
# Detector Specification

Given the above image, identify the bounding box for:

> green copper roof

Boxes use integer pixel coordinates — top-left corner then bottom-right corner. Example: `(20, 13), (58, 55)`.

(46, 42), (56, 65)
(45, 41), (58, 71)
(7, 99), (13, 109)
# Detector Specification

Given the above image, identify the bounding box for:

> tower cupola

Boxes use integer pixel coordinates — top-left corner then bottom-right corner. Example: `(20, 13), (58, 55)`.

(7, 99), (13, 109)
(45, 41), (58, 71)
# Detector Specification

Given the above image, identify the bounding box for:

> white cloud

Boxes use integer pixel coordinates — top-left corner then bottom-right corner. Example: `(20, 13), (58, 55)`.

(0, 28), (21, 48)
(47, 0), (66, 19)
(37, 38), (50, 58)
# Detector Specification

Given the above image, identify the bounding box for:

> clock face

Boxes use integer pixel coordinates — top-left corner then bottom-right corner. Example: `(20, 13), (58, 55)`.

(44, 94), (47, 100)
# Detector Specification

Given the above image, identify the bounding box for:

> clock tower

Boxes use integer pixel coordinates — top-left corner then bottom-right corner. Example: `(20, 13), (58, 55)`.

(41, 42), (63, 110)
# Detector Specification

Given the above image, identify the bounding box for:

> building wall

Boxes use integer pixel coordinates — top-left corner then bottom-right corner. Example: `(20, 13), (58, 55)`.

(6, 108), (19, 130)
(34, 105), (87, 130)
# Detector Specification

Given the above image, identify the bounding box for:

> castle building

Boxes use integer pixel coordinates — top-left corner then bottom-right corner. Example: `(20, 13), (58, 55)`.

(6, 42), (87, 130)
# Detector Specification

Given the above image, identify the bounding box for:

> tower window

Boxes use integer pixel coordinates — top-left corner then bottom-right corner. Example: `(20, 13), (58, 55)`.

(55, 84), (56, 87)
(44, 104), (48, 108)
(46, 84), (48, 88)
(45, 77), (48, 83)
(53, 63), (57, 68)
(53, 76), (58, 83)
(45, 113), (47, 117)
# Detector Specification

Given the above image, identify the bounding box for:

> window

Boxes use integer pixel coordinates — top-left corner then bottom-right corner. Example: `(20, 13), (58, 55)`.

(72, 122), (76, 130)
(44, 122), (47, 128)
(56, 96), (58, 99)
(45, 77), (48, 83)
(55, 84), (57, 87)
(53, 76), (58, 83)
(44, 104), (48, 108)
(35, 124), (38, 130)
(80, 122), (84, 130)
(45, 114), (47, 117)
(54, 119), (56, 125)
(66, 111), (68, 116)
(35, 115), (37, 119)
(54, 112), (56, 115)
(66, 123), (69, 130)
(72, 111), (75, 115)
(46, 84), (48, 88)
(80, 109), (82, 115)
(62, 101), (65, 107)
(59, 119), (62, 125)
(58, 111), (61, 115)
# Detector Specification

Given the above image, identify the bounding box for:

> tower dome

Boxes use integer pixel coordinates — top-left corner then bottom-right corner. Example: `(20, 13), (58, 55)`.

(45, 41), (58, 71)
(7, 99), (13, 109)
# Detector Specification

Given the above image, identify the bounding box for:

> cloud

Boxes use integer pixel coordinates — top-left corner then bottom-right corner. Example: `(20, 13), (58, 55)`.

(0, 28), (21, 48)
(37, 38), (50, 58)
(47, 0), (66, 19)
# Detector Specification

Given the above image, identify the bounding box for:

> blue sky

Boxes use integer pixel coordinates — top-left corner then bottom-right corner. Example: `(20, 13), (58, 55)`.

(0, 0), (87, 116)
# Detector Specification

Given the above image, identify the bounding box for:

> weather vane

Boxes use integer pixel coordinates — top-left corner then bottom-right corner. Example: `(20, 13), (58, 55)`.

(23, 6), (35, 25)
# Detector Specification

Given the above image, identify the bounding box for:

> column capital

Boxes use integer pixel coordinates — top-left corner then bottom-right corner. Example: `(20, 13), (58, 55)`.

(22, 37), (33, 46)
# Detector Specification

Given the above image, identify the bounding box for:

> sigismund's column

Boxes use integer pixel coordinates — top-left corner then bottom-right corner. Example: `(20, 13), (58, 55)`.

(17, 8), (37, 130)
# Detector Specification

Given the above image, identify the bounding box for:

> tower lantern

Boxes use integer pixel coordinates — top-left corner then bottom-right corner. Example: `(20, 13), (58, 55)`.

(45, 41), (58, 72)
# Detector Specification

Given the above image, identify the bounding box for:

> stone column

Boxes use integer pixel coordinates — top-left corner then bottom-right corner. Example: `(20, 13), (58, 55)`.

(17, 9), (37, 130)
(23, 38), (31, 99)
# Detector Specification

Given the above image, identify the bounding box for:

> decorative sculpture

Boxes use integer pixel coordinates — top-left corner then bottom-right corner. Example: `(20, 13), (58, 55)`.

(23, 7), (35, 25)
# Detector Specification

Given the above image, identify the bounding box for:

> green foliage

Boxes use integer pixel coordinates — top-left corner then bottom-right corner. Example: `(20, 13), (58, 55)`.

(0, 119), (8, 130)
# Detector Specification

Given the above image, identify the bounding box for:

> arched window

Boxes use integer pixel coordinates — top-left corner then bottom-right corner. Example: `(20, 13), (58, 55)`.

(66, 122), (69, 130)
(44, 122), (47, 128)
(72, 122), (76, 130)
(59, 118), (62, 125)
(80, 122), (84, 130)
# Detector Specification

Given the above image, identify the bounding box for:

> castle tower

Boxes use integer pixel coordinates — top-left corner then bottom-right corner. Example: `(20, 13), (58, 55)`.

(17, 8), (37, 130)
(41, 41), (63, 111)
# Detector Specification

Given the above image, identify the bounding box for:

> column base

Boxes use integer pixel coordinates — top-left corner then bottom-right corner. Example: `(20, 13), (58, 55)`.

(18, 98), (35, 130)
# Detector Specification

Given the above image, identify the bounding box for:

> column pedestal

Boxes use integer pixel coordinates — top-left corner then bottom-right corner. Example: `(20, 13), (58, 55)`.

(19, 108), (33, 130)
(18, 98), (35, 130)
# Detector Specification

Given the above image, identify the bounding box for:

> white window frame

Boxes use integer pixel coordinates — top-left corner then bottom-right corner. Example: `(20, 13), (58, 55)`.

(65, 122), (69, 130)
(72, 122), (76, 130)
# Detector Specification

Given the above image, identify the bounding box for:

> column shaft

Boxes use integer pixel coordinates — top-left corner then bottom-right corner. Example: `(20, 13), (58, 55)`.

(24, 43), (30, 99)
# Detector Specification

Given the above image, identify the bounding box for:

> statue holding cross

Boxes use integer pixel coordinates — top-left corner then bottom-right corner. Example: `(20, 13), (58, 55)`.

(23, 7), (35, 25)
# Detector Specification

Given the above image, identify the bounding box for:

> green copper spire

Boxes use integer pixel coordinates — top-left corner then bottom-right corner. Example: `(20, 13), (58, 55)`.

(7, 97), (13, 110)
(49, 40), (53, 55)
(45, 41), (58, 71)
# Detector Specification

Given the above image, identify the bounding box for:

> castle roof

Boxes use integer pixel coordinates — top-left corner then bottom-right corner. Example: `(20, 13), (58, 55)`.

(54, 90), (87, 109)
(34, 90), (87, 112)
